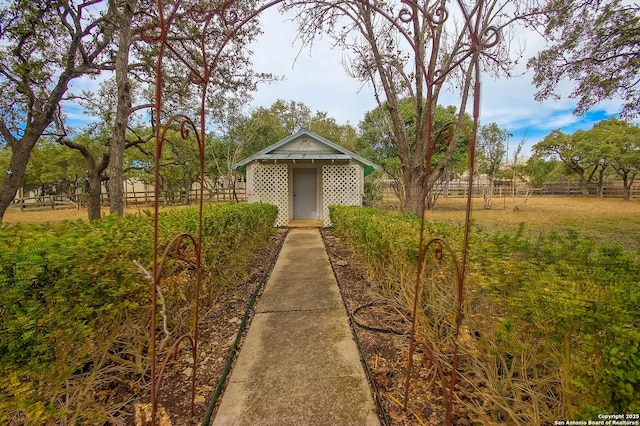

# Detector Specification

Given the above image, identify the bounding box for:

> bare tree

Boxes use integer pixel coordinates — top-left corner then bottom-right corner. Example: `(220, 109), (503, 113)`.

(284, 0), (520, 214)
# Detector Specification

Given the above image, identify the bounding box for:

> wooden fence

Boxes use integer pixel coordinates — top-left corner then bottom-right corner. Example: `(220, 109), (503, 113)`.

(383, 180), (640, 200)
(535, 182), (640, 198)
(12, 179), (639, 212)
(11, 195), (80, 211)
(11, 187), (248, 211)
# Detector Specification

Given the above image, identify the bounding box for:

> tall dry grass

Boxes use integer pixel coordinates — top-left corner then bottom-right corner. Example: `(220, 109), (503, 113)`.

(425, 196), (640, 252)
(3, 205), (164, 225)
(330, 202), (640, 424)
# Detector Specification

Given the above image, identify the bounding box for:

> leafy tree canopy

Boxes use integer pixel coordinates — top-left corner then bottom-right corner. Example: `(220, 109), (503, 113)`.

(477, 122), (508, 181)
(523, 156), (566, 187)
(235, 99), (358, 158)
(585, 117), (640, 199)
(528, 0), (640, 118)
(357, 99), (472, 179)
(533, 117), (640, 197)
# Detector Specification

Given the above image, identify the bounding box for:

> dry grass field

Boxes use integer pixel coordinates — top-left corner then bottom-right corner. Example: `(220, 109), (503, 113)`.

(426, 195), (640, 252)
(4, 196), (639, 251)
(2, 205), (163, 225)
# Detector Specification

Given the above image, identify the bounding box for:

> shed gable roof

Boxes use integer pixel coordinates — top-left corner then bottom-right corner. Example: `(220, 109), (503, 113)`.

(233, 129), (379, 175)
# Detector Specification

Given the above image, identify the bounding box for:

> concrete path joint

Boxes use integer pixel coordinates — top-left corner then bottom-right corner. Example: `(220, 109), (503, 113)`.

(212, 228), (380, 426)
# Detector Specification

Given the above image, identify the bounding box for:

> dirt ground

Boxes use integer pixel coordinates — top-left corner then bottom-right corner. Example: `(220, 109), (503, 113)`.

(2, 205), (173, 224)
(135, 229), (290, 425)
(323, 229), (455, 426)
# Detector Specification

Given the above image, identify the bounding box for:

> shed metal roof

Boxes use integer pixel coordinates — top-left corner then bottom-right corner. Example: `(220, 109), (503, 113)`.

(233, 129), (379, 175)
(258, 153), (351, 161)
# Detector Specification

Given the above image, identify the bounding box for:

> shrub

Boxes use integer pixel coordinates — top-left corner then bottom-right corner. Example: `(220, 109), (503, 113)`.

(329, 205), (640, 422)
(0, 202), (277, 424)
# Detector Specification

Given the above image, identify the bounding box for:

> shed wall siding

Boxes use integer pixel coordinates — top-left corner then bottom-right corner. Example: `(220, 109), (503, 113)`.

(275, 137), (334, 153)
(322, 164), (362, 227)
(251, 163), (289, 227)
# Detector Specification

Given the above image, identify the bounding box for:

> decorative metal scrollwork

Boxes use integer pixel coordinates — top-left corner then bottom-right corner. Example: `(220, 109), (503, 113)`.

(482, 25), (501, 48)
(146, 0), (499, 424)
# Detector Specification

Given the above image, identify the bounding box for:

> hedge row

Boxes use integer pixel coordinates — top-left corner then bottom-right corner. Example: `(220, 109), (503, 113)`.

(328, 205), (639, 421)
(0, 202), (277, 424)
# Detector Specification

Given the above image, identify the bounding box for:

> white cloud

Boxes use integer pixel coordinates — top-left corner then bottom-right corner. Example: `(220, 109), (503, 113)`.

(249, 7), (570, 153)
(248, 7), (377, 125)
(253, 7), (630, 155)
(61, 4), (626, 156)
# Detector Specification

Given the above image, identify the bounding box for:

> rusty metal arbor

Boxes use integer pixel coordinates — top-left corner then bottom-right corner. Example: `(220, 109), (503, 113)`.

(145, 0), (499, 424)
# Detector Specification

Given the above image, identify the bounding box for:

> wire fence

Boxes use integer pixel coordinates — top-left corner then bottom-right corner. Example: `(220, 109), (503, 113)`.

(10, 179), (639, 213)
(10, 187), (248, 211)
(383, 180), (640, 200)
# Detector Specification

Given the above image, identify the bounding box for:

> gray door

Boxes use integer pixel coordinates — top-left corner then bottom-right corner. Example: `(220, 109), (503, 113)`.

(293, 168), (317, 220)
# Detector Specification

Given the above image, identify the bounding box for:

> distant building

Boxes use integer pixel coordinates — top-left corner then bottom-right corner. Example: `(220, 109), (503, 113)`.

(233, 129), (379, 227)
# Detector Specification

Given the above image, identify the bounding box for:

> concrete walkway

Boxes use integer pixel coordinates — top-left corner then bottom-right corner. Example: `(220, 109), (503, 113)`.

(212, 228), (380, 425)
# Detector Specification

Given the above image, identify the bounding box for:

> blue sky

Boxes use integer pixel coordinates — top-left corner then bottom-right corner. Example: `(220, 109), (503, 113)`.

(246, 7), (626, 156)
(62, 6), (626, 158)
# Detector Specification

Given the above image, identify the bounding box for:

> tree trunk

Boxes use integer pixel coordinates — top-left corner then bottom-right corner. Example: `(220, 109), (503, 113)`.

(403, 168), (425, 216)
(109, 0), (135, 216)
(183, 181), (190, 204)
(58, 138), (109, 221)
(596, 168), (606, 198)
(622, 175), (632, 201)
(0, 132), (40, 222)
(87, 171), (103, 221)
(577, 175), (590, 196)
(571, 166), (590, 196)
(484, 179), (494, 209)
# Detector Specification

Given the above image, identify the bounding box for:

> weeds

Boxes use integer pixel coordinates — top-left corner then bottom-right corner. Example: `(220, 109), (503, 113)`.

(329, 205), (639, 423)
(0, 202), (277, 424)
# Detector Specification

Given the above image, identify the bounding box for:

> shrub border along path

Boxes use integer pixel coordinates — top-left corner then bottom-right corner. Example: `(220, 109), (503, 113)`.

(0, 202), (279, 424)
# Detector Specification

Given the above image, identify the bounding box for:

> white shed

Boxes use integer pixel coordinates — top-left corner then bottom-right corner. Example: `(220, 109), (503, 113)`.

(233, 129), (379, 227)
